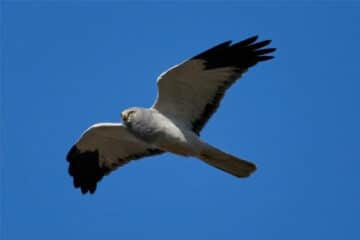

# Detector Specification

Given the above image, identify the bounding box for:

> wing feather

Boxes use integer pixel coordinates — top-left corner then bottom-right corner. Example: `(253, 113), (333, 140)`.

(66, 123), (163, 194)
(152, 35), (275, 134)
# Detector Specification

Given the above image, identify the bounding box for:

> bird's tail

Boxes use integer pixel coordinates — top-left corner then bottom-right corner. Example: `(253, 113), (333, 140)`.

(198, 143), (256, 178)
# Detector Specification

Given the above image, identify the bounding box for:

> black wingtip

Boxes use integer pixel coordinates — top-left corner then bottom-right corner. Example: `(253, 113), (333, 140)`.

(258, 55), (275, 61)
(234, 35), (259, 47)
(248, 40), (272, 50)
(255, 48), (276, 55)
(192, 40), (232, 60)
(191, 35), (276, 70)
(67, 145), (109, 194)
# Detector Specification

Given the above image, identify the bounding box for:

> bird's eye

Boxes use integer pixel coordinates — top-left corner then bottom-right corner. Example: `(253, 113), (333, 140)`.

(122, 110), (135, 122)
(128, 110), (135, 119)
(123, 110), (136, 122)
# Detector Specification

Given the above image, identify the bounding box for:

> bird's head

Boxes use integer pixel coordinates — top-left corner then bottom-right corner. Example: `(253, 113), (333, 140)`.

(121, 108), (138, 124)
(122, 107), (147, 127)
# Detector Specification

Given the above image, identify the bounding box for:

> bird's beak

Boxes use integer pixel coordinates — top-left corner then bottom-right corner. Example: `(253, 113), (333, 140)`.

(121, 112), (127, 121)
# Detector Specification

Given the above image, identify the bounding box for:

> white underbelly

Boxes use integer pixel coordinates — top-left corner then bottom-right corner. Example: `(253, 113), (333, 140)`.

(154, 128), (202, 156)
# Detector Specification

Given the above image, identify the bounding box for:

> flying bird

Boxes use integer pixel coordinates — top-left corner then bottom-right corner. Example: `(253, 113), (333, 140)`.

(67, 35), (276, 194)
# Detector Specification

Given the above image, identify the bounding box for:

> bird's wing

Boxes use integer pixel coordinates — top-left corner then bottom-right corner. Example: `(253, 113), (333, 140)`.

(152, 36), (275, 134)
(66, 123), (163, 194)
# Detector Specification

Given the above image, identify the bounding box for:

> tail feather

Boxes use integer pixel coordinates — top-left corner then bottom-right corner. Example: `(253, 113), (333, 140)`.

(198, 144), (256, 178)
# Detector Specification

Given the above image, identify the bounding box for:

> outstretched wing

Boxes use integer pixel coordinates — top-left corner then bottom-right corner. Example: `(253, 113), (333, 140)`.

(66, 123), (163, 194)
(152, 35), (276, 134)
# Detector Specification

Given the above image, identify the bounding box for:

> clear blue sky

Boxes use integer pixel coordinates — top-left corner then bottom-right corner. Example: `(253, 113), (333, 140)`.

(1, 2), (360, 240)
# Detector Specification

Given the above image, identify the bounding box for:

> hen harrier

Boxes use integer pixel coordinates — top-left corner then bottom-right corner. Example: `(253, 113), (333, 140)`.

(67, 36), (276, 194)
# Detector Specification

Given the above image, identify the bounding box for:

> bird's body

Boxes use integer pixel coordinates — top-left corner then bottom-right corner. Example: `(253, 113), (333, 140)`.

(123, 108), (202, 156)
(67, 36), (276, 194)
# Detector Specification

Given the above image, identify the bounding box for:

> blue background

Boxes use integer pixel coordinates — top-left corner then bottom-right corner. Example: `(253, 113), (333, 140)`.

(2, 2), (360, 240)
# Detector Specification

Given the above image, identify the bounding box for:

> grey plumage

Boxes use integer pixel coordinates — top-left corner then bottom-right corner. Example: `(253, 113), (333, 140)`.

(67, 36), (276, 194)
